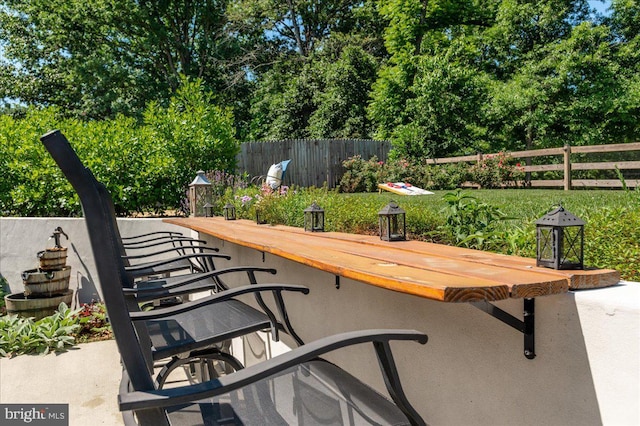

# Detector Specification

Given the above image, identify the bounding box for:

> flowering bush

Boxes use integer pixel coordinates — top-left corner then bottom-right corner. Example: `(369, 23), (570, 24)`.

(339, 155), (384, 193)
(73, 302), (111, 342)
(339, 154), (523, 192)
(468, 152), (525, 189)
(207, 170), (249, 197)
(227, 182), (294, 223)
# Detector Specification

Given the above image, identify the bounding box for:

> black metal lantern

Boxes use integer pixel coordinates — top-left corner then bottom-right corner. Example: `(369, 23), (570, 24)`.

(378, 201), (406, 241)
(304, 202), (325, 232)
(223, 203), (236, 220)
(188, 170), (212, 217)
(535, 205), (585, 270)
(203, 202), (214, 217)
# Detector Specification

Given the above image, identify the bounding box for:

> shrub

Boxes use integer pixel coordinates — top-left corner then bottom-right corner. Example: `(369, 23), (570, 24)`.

(0, 78), (238, 217)
(440, 189), (509, 249)
(0, 278), (8, 315)
(468, 152), (525, 189)
(419, 163), (470, 190)
(0, 303), (81, 357)
(339, 155), (384, 193)
(339, 153), (522, 193)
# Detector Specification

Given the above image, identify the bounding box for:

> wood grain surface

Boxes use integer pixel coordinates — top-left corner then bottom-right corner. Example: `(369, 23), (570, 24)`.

(164, 218), (619, 303)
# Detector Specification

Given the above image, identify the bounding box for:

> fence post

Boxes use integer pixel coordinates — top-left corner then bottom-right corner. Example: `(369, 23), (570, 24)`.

(477, 152), (483, 163)
(563, 144), (571, 191)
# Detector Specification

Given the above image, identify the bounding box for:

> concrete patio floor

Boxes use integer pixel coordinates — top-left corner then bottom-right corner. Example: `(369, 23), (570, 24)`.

(0, 339), (123, 425)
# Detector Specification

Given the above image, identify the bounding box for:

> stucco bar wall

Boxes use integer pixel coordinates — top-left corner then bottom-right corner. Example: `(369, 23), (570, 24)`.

(1, 218), (638, 425)
(202, 233), (639, 426)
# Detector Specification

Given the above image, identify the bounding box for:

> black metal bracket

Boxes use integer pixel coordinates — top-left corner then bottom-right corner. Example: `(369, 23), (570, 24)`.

(471, 298), (536, 360)
(335, 275), (341, 289)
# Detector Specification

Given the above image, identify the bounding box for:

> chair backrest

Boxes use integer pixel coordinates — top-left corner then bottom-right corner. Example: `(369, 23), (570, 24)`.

(40, 130), (170, 425)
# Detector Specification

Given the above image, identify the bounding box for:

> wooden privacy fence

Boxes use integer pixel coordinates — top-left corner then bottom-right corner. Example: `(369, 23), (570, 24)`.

(237, 139), (391, 188)
(430, 142), (640, 190)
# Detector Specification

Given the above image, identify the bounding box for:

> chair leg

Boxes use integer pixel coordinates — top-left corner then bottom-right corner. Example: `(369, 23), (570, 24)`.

(155, 349), (244, 388)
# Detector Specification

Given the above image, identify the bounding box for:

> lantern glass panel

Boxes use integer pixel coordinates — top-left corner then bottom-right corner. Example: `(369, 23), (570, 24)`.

(537, 226), (555, 262)
(379, 216), (389, 240)
(204, 202), (214, 217)
(256, 209), (267, 224)
(390, 215), (403, 239)
(560, 226), (583, 267)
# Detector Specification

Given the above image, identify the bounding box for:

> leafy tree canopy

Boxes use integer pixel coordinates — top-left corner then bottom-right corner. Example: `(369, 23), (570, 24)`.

(0, 0), (638, 159)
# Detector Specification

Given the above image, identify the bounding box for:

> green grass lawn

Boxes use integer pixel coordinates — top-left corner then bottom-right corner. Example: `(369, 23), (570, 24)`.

(347, 189), (633, 219)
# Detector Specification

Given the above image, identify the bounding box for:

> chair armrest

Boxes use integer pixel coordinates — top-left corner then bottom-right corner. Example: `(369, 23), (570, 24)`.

(125, 266), (277, 295)
(122, 245), (219, 260)
(119, 329), (428, 411)
(129, 283), (309, 320)
(124, 253), (231, 271)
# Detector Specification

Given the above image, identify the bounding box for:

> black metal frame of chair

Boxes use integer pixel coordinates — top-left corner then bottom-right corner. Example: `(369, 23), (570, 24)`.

(42, 129), (428, 426)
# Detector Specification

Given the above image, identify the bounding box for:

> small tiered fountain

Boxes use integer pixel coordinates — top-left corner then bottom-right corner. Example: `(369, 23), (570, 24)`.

(4, 227), (74, 320)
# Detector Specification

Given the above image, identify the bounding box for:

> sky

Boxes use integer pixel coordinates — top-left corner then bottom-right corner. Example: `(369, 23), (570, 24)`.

(588, 0), (612, 16)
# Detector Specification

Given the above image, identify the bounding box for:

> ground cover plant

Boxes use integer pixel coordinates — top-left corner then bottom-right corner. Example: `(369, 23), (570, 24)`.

(0, 302), (111, 358)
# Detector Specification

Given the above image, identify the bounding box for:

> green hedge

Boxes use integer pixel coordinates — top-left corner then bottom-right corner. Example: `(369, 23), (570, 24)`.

(0, 80), (238, 216)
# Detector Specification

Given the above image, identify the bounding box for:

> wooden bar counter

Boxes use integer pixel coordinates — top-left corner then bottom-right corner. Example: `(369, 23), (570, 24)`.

(164, 217), (619, 303)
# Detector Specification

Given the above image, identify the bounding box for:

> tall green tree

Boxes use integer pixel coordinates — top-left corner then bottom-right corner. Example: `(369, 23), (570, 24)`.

(370, 0), (497, 157)
(308, 41), (380, 138)
(370, 0), (639, 160)
(245, 1), (385, 140)
(484, 1), (637, 150)
(228, 0), (360, 57)
(0, 0), (252, 126)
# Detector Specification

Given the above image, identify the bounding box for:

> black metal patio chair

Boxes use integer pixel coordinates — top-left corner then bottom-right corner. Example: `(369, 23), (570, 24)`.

(42, 130), (310, 386)
(119, 229), (227, 281)
(107, 201), (227, 281)
(41, 129), (429, 426)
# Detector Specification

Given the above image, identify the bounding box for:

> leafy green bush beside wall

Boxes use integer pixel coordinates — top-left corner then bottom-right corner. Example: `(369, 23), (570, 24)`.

(0, 79), (238, 217)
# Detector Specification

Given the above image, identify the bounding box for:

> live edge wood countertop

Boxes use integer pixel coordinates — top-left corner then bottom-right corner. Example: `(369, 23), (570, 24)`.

(164, 217), (620, 303)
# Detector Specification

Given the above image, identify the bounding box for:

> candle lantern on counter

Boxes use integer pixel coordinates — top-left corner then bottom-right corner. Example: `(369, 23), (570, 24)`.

(188, 170), (212, 217)
(203, 202), (214, 217)
(223, 203), (236, 220)
(304, 202), (325, 232)
(535, 204), (585, 270)
(378, 201), (406, 241)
